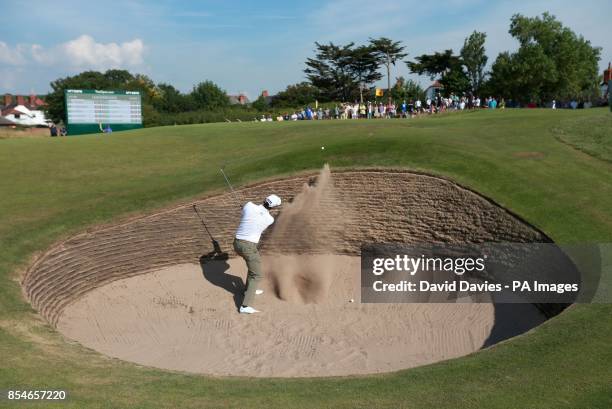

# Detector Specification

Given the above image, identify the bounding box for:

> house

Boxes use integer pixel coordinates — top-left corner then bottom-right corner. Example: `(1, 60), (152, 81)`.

(1, 94), (49, 127)
(424, 81), (444, 100)
(228, 93), (250, 105)
(0, 116), (16, 127)
(259, 90), (273, 105)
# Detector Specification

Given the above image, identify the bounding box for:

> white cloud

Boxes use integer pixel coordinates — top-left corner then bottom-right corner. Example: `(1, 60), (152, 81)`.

(1, 35), (145, 70)
(0, 42), (27, 65)
(61, 35), (144, 68)
(0, 35), (146, 92)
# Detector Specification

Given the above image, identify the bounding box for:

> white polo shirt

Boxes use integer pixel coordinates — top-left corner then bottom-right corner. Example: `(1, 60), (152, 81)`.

(235, 202), (274, 244)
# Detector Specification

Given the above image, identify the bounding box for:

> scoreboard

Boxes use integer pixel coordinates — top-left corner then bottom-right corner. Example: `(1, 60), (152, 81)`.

(65, 89), (143, 135)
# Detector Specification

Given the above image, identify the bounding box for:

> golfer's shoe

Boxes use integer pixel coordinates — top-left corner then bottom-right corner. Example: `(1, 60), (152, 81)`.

(239, 305), (260, 314)
(255, 289), (264, 295)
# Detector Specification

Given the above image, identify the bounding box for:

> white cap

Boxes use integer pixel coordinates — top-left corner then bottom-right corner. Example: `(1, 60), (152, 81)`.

(265, 194), (281, 208)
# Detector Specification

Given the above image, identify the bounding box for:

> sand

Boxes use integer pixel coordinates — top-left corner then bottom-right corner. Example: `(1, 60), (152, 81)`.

(24, 169), (548, 327)
(56, 255), (546, 377)
(29, 167), (553, 376)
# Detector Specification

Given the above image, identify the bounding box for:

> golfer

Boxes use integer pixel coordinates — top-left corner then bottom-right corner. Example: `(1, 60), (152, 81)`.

(233, 194), (281, 314)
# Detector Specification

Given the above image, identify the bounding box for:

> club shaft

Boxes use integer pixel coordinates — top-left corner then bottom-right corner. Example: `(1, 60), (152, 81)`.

(192, 205), (214, 240)
(220, 168), (241, 206)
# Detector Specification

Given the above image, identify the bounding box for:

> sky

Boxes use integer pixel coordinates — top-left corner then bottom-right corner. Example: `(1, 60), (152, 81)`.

(1, 0), (610, 99)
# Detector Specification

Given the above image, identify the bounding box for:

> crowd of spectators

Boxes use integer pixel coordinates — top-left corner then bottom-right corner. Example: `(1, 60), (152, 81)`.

(258, 93), (505, 122)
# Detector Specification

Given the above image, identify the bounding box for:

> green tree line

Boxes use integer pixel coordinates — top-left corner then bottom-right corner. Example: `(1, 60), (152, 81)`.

(45, 71), (251, 126)
(304, 13), (601, 105)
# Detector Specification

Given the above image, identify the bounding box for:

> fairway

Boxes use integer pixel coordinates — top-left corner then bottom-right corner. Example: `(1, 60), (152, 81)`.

(1, 109), (612, 408)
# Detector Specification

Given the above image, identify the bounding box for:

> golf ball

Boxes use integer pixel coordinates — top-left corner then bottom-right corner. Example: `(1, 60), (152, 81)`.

(321, 146), (325, 150)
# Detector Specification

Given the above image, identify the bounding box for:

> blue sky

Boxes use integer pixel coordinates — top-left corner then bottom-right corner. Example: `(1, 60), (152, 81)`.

(1, 0), (610, 98)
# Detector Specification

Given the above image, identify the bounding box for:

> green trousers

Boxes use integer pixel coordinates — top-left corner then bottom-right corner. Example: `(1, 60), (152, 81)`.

(233, 238), (262, 307)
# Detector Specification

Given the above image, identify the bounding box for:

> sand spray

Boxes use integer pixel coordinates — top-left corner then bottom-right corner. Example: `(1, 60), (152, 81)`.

(265, 164), (350, 303)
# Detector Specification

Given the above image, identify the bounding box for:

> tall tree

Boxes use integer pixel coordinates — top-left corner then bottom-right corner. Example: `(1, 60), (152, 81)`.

(190, 81), (230, 110)
(125, 74), (160, 104)
(460, 31), (488, 93)
(407, 50), (470, 96)
(271, 82), (320, 107)
(304, 42), (357, 101)
(154, 83), (192, 113)
(369, 37), (407, 101)
(390, 77), (425, 102)
(349, 45), (383, 103)
(488, 12), (601, 103)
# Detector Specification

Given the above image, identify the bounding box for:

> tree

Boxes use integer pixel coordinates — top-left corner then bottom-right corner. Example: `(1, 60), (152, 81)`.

(190, 81), (230, 110)
(488, 12), (601, 104)
(369, 37), (407, 101)
(390, 77), (425, 102)
(125, 74), (160, 105)
(251, 94), (269, 111)
(103, 69), (134, 85)
(304, 42), (358, 101)
(407, 49), (470, 96)
(489, 46), (557, 103)
(460, 31), (488, 93)
(349, 45), (383, 103)
(154, 83), (192, 113)
(304, 42), (385, 102)
(270, 82), (320, 108)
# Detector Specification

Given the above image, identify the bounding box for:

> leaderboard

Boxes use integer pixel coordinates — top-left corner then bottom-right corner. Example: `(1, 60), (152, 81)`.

(66, 90), (142, 125)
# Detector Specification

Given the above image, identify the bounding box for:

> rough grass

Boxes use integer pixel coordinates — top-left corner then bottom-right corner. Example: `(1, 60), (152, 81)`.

(553, 113), (612, 162)
(0, 108), (611, 408)
(0, 127), (49, 139)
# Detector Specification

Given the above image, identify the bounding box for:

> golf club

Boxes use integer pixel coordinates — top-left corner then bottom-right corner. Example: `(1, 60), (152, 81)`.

(192, 204), (221, 253)
(219, 166), (242, 208)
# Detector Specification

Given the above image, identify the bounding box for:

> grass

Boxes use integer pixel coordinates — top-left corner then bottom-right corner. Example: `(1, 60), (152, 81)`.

(553, 113), (612, 163)
(0, 127), (49, 139)
(0, 108), (611, 408)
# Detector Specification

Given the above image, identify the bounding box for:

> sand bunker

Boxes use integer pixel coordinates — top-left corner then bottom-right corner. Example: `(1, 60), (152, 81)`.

(57, 256), (546, 377)
(23, 168), (558, 377)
